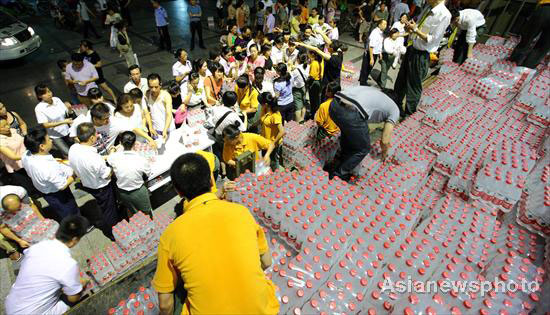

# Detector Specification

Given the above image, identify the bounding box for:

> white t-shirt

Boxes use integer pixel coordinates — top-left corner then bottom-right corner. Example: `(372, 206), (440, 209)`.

(68, 143), (111, 189)
(70, 114), (128, 155)
(107, 151), (152, 191)
(114, 106), (145, 132)
(123, 78), (149, 94)
(35, 97), (70, 139)
(172, 60), (193, 82)
(0, 185), (29, 214)
(271, 46), (284, 65)
(292, 64), (310, 89)
(180, 83), (206, 107)
(65, 60), (99, 96)
(77, 1), (90, 21)
(368, 27), (385, 55)
(5, 239), (83, 315)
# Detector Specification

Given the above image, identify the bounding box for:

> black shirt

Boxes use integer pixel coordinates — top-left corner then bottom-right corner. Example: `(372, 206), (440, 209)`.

(84, 51), (105, 80)
(322, 54), (343, 85)
(264, 57), (273, 70)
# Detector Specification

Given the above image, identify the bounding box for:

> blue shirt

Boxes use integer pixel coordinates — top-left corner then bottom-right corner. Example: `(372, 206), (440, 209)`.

(188, 5), (202, 22)
(273, 80), (294, 106)
(155, 6), (168, 26)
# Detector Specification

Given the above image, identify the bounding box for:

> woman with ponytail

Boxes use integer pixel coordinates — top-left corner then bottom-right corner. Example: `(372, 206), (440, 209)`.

(259, 92), (284, 170)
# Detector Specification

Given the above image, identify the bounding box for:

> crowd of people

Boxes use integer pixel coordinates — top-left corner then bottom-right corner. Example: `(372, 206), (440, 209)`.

(6, 0), (541, 314)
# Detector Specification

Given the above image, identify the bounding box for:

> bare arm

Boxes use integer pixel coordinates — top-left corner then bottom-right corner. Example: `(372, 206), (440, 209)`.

(260, 250), (272, 270)
(295, 42), (331, 60)
(162, 93), (173, 139)
(0, 225), (30, 248)
(61, 176), (75, 191)
(380, 122), (394, 160)
(0, 146), (22, 161)
(133, 128), (158, 150)
(158, 292), (175, 315)
(41, 119), (73, 129)
(273, 124), (284, 144)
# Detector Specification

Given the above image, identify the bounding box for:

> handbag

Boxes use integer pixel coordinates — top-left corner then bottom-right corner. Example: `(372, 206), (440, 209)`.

(174, 107), (188, 125)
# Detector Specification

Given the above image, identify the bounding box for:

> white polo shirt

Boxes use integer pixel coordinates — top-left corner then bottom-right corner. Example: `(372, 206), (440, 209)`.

(458, 9), (486, 44)
(5, 239), (82, 315)
(271, 46), (285, 65)
(68, 143), (111, 190)
(0, 185), (29, 214)
(172, 60), (193, 82)
(123, 78), (149, 94)
(21, 151), (74, 194)
(368, 27), (385, 55)
(107, 151), (152, 191)
(35, 97), (71, 139)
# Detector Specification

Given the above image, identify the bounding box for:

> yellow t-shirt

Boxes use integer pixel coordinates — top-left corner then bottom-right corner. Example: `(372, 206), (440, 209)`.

(290, 16), (301, 36)
(223, 132), (272, 162)
(309, 60), (324, 81)
(152, 193), (279, 315)
(315, 98), (340, 135)
(195, 150), (218, 194)
(235, 86), (259, 112)
(260, 110), (283, 145)
(308, 15), (319, 25)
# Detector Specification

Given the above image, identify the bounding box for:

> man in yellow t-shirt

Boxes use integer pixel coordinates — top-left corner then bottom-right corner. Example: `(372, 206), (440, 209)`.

(315, 81), (341, 138)
(222, 124), (274, 167)
(153, 153), (279, 315)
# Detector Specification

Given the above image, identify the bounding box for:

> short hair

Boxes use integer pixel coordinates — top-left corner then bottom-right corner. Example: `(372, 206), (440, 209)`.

(377, 19), (386, 26)
(128, 64), (140, 74)
(114, 22), (125, 30)
(326, 81), (341, 96)
(209, 62), (224, 74)
(221, 46), (232, 57)
(400, 13), (409, 20)
(76, 122), (96, 142)
(236, 74), (250, 89)
(274, 36), (284, 46)
(388, 28), (399, 36)
(56, 59), (67, 70)
(292, 7), (301, 15)
(116, 93), (133, 112)
(34, 83), (49, 101)
(222, 91), (238, 108)
(147, 73), (162, 84)
(87, 87), (102, 99)
(56, 215), (89, 243)
(90, 103), (110, 120)
(222, 123), (242, 140)
(258, 2), (264, 9)
(165, 80), (181, 95)
(170, 153), (212, 200)
(80, 39), (93, 49)
(119, 131), (136, 150)
(266, 6), (272, 13)
(297, 52), (308, 64)
(128, 88), (143, 101)
(193, 58), (207, 73)
(174, 48), (186, 59)
(1, 194), (20, 211)
(450, 9), (460, 20)
(24, 126), (48, 154)
(258, 92), (277, 111)
(188, 72), (200, 82)
(71, 52), (84, 62)
(261, 44), (272, 54)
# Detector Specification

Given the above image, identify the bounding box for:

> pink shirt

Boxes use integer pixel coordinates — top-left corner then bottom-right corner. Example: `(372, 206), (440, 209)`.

(0, 129), (25, 173)
(245, 55), (266, 80)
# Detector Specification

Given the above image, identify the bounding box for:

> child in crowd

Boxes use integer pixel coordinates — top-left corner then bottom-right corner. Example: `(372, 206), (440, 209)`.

(259, 92), (284, 170)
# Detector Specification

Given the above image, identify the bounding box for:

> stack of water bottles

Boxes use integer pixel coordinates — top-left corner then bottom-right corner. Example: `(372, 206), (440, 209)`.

(133, 142), (157, 164)
(87, 211), (174, 286)
(108, 286), (159, 315)
(517, 137), (550, 236)
(0, 204), (59, 244)
(221, 34), (550, 313)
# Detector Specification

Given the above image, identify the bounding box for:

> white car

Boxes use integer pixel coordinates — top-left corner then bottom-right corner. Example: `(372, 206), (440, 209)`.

(0, 11), (41, 61)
